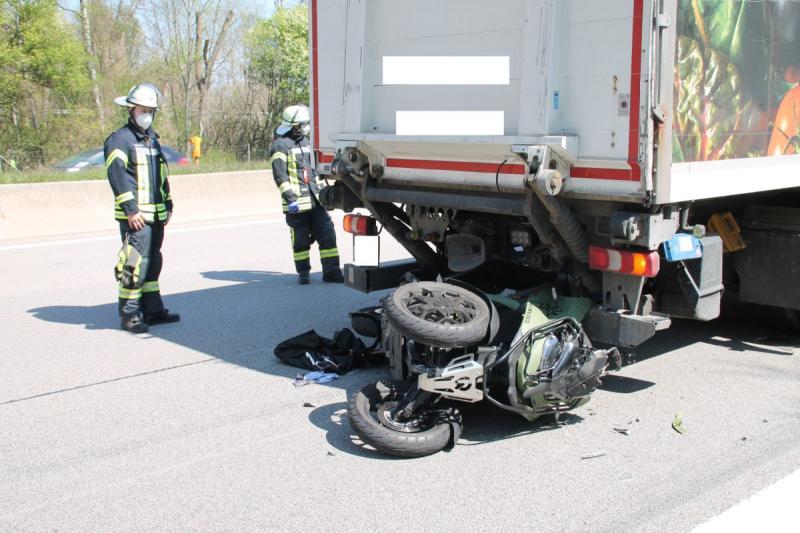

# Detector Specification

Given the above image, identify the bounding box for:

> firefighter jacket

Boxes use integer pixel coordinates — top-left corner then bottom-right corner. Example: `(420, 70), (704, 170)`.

(104, 120), (173, 223)
(269, 133), (321, 213)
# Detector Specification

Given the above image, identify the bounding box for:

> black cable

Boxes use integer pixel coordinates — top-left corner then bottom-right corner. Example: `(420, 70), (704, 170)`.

(495, 158), (508, 193)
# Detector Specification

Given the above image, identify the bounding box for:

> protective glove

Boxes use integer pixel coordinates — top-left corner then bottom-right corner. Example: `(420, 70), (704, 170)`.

(287, 201), (300, 214)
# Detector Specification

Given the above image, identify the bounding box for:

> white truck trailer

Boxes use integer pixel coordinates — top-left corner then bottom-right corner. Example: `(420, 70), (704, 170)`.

(310, 0), (800, 348)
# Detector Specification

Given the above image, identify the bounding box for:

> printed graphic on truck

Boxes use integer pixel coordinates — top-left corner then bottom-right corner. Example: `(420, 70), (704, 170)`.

(673, 0), (800, 162)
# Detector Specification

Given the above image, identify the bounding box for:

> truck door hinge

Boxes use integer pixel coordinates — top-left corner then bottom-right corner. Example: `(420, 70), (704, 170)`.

(652, 104), (667, 125)
(655, 13), (671, 28)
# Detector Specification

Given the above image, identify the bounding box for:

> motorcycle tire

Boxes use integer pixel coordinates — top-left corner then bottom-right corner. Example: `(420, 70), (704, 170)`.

(385, 281), (491, 348)
(348, 380), (458, 458)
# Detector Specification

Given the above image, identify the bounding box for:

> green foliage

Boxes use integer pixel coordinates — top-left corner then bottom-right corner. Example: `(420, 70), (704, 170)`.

(0, 0), (315, 172)
(88, 0), (145, 107)
(0, 0), (92, 167)
(246, 4), (309, 133)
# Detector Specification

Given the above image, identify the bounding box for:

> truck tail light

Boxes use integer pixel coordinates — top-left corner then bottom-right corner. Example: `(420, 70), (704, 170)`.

(343, 214), (378, 236)
(588, 245), (660, 277)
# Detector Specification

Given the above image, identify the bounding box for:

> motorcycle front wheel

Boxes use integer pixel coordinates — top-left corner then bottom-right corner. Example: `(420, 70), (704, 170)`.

(348, 380), (459, 458)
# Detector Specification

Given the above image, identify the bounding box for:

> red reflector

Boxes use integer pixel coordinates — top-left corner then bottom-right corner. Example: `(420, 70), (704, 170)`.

(343, 214), (377, 236)
(588, 245), (659, 277)
(588, 246), (610, 271)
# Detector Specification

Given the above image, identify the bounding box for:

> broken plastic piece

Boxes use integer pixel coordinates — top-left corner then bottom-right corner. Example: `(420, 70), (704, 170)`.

(581, 451), (607, 460)
(672, 412), (686, 434)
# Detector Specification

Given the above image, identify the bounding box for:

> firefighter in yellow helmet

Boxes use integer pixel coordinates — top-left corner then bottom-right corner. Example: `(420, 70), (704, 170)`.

(269, 105), (343, 284)
(105, 83), (180, 333)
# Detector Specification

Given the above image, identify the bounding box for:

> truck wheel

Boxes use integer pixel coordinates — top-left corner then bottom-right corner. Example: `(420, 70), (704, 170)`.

(348, 380), (457, 458)
(385, 281), (491, 348)
(754, 305), (800, 334)
(785, 309), (800, 333)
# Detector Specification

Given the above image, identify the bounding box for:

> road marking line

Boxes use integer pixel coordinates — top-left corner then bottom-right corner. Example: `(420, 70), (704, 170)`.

(0, 218), (283, 252)
(691, 468), (800, 533)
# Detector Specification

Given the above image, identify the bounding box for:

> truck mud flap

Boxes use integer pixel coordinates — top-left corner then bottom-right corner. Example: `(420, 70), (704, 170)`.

(344, 260), (434, 293)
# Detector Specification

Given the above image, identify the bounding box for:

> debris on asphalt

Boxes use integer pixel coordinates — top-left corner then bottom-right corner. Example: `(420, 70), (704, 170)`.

(293, 371), (339, 386)
(741, 437), (747, 441)
(326, 451), (335, 456)
(303, 402), (316, 408)
(672, 412), (686, 434)
(581, 451), (607, 460)
(303, 370), (339, 384)
(613, 427), (631, 436)
(293, 376), (311, 387)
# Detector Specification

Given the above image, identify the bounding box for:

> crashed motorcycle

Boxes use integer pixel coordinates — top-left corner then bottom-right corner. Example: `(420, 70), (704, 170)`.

(348, 280), (620, 457)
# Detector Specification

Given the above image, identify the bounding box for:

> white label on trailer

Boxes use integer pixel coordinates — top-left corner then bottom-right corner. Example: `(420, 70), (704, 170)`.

(396, 111), (504, 136)
(382, 56), (510, 85)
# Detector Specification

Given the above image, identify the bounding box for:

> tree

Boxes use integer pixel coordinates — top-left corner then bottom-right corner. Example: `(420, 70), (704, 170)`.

(246, 3), (309, 136)
(193, 7), (234, 136)
(79, 0), (104, 128)
(82, 0), (146, 126)
(147, 0), (237, 150)
(0, 0), (91, 166)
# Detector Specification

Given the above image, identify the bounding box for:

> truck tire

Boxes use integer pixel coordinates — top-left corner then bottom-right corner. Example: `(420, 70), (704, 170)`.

(787, 309), (800, 333)
(348, 380), (457, 458)
(385, 281), (491, 348)
(754, 305), (800, 334)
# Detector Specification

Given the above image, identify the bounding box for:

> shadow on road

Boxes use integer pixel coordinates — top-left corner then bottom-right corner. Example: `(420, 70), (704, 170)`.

(624, 300), (799, 365)
(598, 374), (656, 394)
(27, 270), (390, 392)
(456, 402), (583, 445)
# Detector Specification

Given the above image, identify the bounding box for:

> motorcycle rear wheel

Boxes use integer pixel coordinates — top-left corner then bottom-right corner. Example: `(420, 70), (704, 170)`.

(348, 380), (458, 458)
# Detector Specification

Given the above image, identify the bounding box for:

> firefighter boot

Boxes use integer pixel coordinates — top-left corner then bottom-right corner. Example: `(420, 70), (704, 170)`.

(298, 271), (310, 285)
(322, 270), (344, 283)
(121, 314), (149, 333)
(144, 309), (181, 325)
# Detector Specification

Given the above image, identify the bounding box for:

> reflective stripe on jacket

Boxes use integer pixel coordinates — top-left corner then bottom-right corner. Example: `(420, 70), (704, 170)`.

(269, 134), (321, 213)
(104, 121), (172, 223)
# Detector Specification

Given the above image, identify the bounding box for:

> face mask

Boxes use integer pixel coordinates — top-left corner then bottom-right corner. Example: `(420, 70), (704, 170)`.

(135, 112), (154, 130)
(299, 123), (310, 136)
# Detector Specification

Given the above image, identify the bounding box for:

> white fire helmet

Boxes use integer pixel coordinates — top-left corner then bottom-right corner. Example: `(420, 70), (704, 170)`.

(113, 83), (162, 110)
(277, 104), (311, 136)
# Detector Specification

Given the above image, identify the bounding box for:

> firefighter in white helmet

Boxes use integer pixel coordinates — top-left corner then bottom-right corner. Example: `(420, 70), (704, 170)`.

(105, 83), (180, 333)
(269, 104), (343, 284)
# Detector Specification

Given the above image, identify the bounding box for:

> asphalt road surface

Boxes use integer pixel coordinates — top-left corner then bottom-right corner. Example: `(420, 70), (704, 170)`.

(1, 213), (798, 532)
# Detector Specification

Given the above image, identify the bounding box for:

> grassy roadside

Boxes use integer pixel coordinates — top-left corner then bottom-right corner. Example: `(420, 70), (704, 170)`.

(0, 160), (269, 185)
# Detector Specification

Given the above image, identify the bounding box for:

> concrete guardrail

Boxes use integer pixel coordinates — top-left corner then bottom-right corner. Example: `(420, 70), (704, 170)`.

(0, 170), (282, 243)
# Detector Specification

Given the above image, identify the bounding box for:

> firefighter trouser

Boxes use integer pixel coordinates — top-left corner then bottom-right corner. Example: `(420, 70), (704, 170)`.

(285, 202), (340, 274)
(117, 221), (165, 317)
